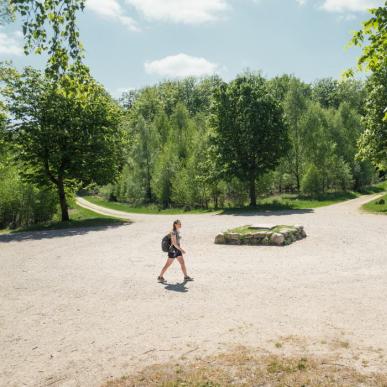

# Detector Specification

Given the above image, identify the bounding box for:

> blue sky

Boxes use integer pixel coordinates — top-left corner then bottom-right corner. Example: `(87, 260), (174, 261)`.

(0, 0), (383, 97)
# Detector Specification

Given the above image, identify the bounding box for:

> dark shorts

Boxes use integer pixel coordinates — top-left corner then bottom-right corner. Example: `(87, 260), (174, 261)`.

(168, 247), (182, 259)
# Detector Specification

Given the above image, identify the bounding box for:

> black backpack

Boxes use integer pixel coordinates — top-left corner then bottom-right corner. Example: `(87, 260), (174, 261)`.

(161, 234), (171, 252)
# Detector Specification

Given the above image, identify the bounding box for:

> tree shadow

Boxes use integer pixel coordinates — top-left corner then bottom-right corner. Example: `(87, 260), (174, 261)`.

(164, 281), (189, 293)
(0, 222), (129, 243)
(218, 207), (314, 217)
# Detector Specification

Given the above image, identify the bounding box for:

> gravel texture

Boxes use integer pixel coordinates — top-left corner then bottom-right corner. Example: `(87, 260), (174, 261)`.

(0, 194), (386, 386)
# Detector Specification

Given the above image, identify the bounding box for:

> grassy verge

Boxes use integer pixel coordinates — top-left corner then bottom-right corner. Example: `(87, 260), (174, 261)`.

(83, 183), (387, 216)
(221, 192), (360, 214)
(82, 192), (357, 215)
(362, 194), (387, 214)
(0, 205), (128, 234)
(82, 195), (217, 215)
(105, 346), (387, 387)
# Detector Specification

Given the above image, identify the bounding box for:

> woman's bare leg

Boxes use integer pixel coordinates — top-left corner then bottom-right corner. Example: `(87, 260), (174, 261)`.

(159, 258), (174, 277)
(176, 255), (188, 277)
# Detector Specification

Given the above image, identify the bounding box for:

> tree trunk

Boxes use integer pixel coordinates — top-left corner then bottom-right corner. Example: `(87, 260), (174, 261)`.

(249, 177), (257, 207)
(296, 173), (300, 193)
(145, 156), (152, 203)
(213, 194), (218, 209)
(57, 178), (69, 222)
(146, 183), (152, 203)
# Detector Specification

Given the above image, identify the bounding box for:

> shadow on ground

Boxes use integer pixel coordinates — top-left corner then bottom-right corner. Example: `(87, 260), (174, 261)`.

(218, 208), (314, 217)
(164, 281), (189, 293)
(0, 222), (129, 243)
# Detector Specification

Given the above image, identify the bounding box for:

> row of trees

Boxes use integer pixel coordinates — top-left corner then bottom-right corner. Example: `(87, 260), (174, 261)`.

(103, 73), (377, 209)
(0, 1), (385, 227)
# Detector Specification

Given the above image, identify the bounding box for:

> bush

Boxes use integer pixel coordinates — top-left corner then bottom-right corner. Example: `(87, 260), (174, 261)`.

(0, 165), (57, 229)
(353, 160), (375, 190)
(301, 164), (323, 196)
(328, 158), (353, 192)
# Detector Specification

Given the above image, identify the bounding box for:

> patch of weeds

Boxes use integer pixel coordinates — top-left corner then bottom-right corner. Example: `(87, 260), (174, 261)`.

(105, 347), (387, 387)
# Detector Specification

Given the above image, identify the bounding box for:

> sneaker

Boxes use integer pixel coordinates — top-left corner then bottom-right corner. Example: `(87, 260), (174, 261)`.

(157, 276), (166, 283)
(184, 276), (194, 281)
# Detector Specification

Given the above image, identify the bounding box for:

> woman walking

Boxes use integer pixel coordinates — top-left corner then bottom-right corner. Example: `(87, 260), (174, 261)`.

(158, 220), (193, 283)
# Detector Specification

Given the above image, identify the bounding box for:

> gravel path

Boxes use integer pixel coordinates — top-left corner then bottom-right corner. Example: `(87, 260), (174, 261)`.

(0, 195), (386, 386)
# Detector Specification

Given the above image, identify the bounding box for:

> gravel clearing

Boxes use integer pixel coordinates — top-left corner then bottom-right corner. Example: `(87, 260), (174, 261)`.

(0, 194), (386, 386)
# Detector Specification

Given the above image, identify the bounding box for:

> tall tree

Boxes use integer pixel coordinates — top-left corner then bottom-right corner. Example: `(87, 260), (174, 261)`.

(357, 68), (387, 170)
(349, 2), (387, 169)
(1, 66), (127, 221)
(131, 116), (160, 203)
(211, 73), (288, 206)
(283, 78), (309, 192)
(312, 78), (340, 109)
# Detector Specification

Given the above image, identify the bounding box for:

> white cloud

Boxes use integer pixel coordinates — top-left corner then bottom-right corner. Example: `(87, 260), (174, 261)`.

(296, 0), (307, 5)
(321, 0), (382, 12)
(0, 31), (23, 56)
(126, 0), (229, 24)
(145, 54), (219, 78)
(87, 0), (139, 31)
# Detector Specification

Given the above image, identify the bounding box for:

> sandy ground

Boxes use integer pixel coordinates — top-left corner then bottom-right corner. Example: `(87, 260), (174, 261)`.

(0, 195), (386, 386)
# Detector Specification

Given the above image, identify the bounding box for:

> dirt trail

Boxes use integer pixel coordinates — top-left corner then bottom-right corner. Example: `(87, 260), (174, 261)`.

(0, 194), (386, 386)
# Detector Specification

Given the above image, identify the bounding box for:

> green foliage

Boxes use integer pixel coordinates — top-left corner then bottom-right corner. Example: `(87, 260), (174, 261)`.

(1, 65), (127, 221)
(6, 0), (86, 77)
(282, 77), (309, 191)
(362, 194), (387, 214)
(83, 196), (215, 215)
(211, 72), (289, 206)
(357, 67), (387, 170)
(301, 164), (322, 196)
(151, 143), (177, 209)
(329, 157), (354, 192)
(97, 72), (378, 210)
(0, 153), (57, 229)
(312, 78), (366, 111)
(349, 1), (387, 74)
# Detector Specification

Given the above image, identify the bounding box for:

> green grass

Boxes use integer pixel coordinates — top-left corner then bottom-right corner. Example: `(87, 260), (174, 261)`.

(359, 180), (387, 193)
(221, 192), (360, 214)
(83, 183), (387, 216)
(1, 205), (128, 234)
(83, 192), (357, 215)
(83, 195), (217, 215)
(362, 194), (387, 214)
(227, 225), (296, 235)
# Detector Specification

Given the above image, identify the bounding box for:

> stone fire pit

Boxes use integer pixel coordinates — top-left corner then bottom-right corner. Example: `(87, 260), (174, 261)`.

(215, 224), (307, 246)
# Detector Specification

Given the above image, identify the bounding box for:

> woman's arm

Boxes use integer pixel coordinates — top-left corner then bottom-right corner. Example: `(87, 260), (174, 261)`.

(171, 233), (185, 254)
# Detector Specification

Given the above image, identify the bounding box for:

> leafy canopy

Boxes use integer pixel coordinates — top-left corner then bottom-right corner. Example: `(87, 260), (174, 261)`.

(0, 64), (127, 219)
(4, 0), (86, 77)
(349, 1), (387, 74)
(211, 72), (289, 205)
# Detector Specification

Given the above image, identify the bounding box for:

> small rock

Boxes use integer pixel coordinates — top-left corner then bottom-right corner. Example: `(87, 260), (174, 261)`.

(226, 233), (240, 240)
(215, 234), (225, 244)
(271, 233), (285, 246)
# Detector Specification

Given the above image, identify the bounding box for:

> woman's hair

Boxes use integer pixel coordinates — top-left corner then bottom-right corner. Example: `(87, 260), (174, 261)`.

(173, 219), (181, 231)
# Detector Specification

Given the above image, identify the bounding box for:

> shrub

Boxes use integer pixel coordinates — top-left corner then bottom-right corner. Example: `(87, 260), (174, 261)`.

(329, 158), (353, 192)
(301, 164), (323, 196)
(0, 165), (57, 229)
